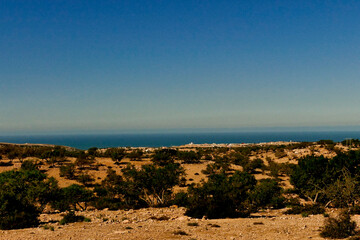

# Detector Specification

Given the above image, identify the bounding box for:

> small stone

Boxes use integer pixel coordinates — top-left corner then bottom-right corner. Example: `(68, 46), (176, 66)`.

(176, 216), (188, 221)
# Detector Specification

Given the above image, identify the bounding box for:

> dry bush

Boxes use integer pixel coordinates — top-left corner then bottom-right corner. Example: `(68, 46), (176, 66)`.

(320, 211), (357, 239)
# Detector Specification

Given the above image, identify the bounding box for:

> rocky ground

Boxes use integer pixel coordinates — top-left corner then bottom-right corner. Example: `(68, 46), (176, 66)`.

(1, 206), (357, 240)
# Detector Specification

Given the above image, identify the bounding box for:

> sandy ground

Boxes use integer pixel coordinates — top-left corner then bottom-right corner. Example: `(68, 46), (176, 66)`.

(0, 207), (352, 240)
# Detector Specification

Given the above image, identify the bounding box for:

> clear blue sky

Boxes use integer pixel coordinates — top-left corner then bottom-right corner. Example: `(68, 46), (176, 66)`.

(1, 0), (360, 134)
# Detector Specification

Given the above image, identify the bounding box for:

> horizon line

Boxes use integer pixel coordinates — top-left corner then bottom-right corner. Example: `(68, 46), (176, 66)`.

(2, 125), (360, 136)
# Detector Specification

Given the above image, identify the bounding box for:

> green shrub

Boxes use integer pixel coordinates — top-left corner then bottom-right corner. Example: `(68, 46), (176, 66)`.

(172, 191), (189, 207)
(75, 152), (95, 169)
(77, 173), (95, 186)
(59, 211), (85, 225)
(151, 149), (178, 166)
(0, 168), (61, 229)
(20, 160), (38, 171)
(92, 169), (145, 210)
(187, 222), (199, 226)
(87, 147), (98, 157)
(177, 151), (200, 164)
(126, 149), (143, 161)
(59, 164), (76, 180)
(320, 211), (357, 239)
(201, 158), (231, 176)
(324, 170), (359, 208)
(54, 184), (93, 211)
(284, 204), (325, 215)
(42, 224), (55, 231)
(104, 148), (126, 163)
(232, 153), (250, 166)
(318, 140), (335, 145)
(0, 194), (40, 230)
(173, 230), (188, 235)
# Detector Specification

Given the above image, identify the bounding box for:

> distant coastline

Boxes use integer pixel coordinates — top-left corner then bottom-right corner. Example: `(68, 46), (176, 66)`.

(0, 131), (359, 150)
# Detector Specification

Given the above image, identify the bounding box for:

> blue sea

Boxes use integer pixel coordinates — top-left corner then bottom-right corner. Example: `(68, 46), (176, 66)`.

(0, 131), (360, 150)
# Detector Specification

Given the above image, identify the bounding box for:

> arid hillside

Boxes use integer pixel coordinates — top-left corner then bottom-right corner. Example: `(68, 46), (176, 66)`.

(1, 140), (360, 240)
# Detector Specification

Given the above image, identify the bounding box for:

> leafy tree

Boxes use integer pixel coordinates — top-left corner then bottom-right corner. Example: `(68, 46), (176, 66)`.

(324, 169), (360, 208)
(243, 158), (265, 173)
(231, 153), (250, 167)
(185, 171), (256, 219)
(151, 149), (178, 166)
(0, 194), (40, 230)
(127, 149), (144, 161)
(290, 155), (330, 203)
(122, 163), (185, 206)
(105, 148), (126, 163)
(0, 168), (60, 229)
(59, 184), (93, 211)
(40, 146), (66, 167)
(251, 179), (285, 209)
(93, 169), (145, 210)
(177, 151), (200, 164)
(87, 147), (98, 158)
(291, 151), (360, 204)
(75, 151), (94, 169)
(7, 150), (19, 161)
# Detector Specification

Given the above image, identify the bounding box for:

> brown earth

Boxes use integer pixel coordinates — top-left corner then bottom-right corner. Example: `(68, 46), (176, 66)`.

(1, 207), (358, 240)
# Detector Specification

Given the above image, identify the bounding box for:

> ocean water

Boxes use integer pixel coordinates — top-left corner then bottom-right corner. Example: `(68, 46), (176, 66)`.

(0, 131), (360, 150)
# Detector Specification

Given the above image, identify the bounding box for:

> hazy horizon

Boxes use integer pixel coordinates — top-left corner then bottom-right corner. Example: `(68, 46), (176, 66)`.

(2, 125), (360, 136)
(1, 1), (360, 134)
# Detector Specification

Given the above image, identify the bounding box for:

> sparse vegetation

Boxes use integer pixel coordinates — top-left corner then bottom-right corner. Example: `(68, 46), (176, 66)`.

(320, 211), (357, 239)
(0, 140), (360, 239)
(59, 211), (86, 225)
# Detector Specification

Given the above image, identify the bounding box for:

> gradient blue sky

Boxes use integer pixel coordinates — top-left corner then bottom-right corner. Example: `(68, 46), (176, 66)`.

(1, 0), (360, 134)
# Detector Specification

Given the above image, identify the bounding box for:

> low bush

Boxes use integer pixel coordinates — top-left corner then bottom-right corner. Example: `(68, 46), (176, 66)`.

(42, 224), (54, 231)
(126, 149), (143, 161)
(77, 173), (94, 186)
(173, 230), (188, 236)
(187, 222), (199, 226)
(320, 211), (357, 239)
(172, 191), (189, 207)
(59, 211), (85, 225)
(284, 204), (325, 215)
(59, 164), (76, 180)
